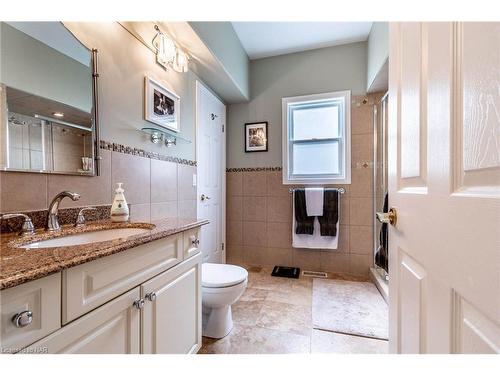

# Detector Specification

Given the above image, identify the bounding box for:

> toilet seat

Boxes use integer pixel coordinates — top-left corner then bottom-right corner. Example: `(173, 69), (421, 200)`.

(202, 279), (247, 295)
(202, 263), (248, 288)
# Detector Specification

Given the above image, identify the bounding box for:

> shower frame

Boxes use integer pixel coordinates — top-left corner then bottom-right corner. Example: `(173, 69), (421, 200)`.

(372, 91), (389, 283)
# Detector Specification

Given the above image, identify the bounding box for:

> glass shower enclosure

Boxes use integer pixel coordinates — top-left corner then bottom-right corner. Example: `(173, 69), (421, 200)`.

(372, 92), (389, 300)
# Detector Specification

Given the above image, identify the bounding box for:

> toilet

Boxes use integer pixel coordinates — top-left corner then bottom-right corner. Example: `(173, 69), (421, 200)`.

(201, 263), (248, 338)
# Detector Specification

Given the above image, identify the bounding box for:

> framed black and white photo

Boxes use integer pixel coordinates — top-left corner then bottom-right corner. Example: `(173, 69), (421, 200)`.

(144, 76), (180, 132)
(245, 121), (268, 152)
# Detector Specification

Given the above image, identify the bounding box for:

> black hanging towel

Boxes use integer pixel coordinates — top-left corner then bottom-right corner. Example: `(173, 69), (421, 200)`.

(375, 192), (389, 273)
(294, 189), (314, 234)
(318, 189), (339, 236)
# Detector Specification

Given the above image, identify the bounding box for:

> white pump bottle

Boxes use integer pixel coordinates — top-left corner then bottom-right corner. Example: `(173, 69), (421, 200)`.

(110, 183), (130, 222)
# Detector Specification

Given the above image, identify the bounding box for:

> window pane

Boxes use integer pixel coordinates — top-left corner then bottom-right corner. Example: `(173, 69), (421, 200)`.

(292, 104), (339, 140)
(292, 141), (340, 175)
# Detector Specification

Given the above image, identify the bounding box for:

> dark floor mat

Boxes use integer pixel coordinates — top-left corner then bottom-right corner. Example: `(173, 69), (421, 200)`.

(271, 265), (300, 279)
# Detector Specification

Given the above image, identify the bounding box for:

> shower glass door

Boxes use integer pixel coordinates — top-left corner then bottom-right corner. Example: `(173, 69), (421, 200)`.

(373, 93), (389, 281)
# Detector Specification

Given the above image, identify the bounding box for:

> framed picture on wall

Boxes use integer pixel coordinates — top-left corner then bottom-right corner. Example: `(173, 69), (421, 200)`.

(245, 121), (268, 152)
(144, 76), (180, 132)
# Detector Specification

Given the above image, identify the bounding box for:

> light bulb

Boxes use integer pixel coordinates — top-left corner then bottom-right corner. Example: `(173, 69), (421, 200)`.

(173, 49), (189, 73)
(156, 33), (176, 67)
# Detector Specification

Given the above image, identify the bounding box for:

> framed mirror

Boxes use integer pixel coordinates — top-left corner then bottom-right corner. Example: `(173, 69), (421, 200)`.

(0, 22), (100, 176)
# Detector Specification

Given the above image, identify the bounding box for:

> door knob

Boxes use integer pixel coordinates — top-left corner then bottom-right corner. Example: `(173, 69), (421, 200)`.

(376, 208), (397, 226)
(200, 194), (211, 201)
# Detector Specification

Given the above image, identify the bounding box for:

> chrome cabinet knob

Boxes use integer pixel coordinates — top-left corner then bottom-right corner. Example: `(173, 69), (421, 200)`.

(12, 310), (33, 328)
(133, 298), (145, 310)
(200, 194), (211, 201)
(145, 292), (157, 301)
(190, 236), (200, 246)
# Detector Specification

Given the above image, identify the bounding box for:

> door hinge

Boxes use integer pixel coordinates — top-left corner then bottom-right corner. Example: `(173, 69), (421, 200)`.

(221, 243), (225, 251)
(222, 124), (225, 132)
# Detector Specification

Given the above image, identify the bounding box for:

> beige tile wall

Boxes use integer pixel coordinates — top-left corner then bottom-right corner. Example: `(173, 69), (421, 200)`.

(0, 149), (197, 222)
(226, 94), (379, 277)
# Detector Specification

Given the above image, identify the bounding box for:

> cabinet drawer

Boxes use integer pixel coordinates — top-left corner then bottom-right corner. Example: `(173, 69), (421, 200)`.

(0, 273), (61, 353)
(63, 234), (182, 324)
(183, 227), (201, 259)
(25, 287), (140, 354)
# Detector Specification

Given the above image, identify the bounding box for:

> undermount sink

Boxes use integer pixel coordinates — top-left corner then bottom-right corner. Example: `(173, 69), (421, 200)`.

(21, 227), (152, 249)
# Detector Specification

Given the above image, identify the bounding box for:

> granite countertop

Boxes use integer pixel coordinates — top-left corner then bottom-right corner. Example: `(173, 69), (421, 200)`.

(0, 217), (209, 290)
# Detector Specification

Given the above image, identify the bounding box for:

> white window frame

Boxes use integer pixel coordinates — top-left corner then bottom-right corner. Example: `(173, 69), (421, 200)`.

(282, 90), (351, 185)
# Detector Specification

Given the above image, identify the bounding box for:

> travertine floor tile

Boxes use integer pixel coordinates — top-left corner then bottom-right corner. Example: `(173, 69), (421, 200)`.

(200, 324), (311, 354)
(311, 329), (388, 354)
(255, 300), (312, 337)
(265, 282), (312, 306)
(239, 287), (269, 302)
(248, 273), (294, 291)
(200, 268), (387, 354)
(231, 300), (264, 327)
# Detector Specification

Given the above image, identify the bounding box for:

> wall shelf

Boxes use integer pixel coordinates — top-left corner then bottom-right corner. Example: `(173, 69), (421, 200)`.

(140, 127), (191, 147)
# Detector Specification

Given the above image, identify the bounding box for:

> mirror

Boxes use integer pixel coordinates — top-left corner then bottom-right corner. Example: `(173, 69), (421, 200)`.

(0, 22), (99, 175)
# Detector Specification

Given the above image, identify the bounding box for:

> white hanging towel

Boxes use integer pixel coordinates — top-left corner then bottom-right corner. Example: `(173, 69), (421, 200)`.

(305, 187), (324, 216)
(292, 192), (339, 250)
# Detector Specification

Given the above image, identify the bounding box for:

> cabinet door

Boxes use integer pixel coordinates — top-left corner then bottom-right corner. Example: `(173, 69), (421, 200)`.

(141, 253), (202, 354)
(25, 288), (141, 354)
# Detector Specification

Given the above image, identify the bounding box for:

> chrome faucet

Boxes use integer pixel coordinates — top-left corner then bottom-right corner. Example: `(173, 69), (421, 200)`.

(46, 191), (80, 231)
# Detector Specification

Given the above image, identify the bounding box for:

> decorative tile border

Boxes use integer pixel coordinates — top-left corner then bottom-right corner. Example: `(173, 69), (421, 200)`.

(100, 140), (196, 166)
(226, 167), (282, 172)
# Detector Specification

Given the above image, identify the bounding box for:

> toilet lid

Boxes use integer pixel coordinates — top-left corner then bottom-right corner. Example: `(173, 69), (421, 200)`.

(202, 263), (248, 288)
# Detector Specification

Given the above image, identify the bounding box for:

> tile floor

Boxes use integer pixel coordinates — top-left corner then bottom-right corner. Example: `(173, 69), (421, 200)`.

(199, 266), (388, 354)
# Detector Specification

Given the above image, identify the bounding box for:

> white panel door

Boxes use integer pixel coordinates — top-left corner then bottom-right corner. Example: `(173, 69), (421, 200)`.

(141, 253), (202, 354)
(196, 80), (226, 264)
(388, 22), (500, 353)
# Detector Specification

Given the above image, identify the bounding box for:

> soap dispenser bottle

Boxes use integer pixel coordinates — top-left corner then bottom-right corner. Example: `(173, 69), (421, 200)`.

(111, 183), (130, 222)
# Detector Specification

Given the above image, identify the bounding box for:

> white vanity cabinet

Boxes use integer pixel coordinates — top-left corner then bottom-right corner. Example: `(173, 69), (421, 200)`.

(1, 227), (203, 354)
(142, 253), (202, 354)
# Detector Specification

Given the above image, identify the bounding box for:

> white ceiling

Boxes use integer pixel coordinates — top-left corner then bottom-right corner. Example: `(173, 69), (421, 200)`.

(232, 22), (373, 60)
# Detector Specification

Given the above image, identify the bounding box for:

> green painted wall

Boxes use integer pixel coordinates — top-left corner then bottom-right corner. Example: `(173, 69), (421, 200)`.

(189, 22), (249, 101)
(227, 42), (367, 168)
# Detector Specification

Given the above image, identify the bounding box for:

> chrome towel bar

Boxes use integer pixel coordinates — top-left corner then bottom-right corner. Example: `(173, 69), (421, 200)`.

(288, 187), (345, 194)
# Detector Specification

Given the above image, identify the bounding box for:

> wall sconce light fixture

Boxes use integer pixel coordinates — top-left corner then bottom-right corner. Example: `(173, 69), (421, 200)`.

(153, 25), (189, 73)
